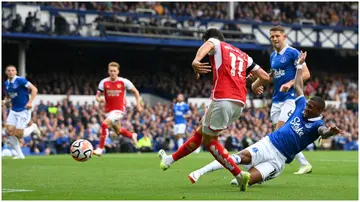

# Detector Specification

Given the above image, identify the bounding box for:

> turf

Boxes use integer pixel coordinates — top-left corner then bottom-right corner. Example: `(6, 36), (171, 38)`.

(2, 151), (358, 200)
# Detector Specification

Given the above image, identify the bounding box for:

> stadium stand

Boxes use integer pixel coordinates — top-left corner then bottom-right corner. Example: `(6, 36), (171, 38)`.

(1, 2), (358, 156)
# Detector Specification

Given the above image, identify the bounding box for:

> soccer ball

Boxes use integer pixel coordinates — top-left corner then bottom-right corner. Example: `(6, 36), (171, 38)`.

(70, 139), (93, 162)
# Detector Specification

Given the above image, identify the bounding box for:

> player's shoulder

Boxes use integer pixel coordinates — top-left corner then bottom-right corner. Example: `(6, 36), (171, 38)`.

(285, 45), (300, 56)
(100, 77), (110, 83)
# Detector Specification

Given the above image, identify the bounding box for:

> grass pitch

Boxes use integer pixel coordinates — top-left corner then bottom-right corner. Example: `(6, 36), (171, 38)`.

(2, 151), (358, 200)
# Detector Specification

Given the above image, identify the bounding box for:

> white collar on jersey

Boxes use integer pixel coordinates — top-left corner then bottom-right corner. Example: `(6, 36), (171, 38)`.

(8, 75), (18, 83)
(305, 114), (323, 122)
(274, 44), (290, 56)
(176, 102), (185, 105)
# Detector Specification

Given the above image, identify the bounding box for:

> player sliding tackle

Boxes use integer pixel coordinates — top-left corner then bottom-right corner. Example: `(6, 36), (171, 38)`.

(188, 51), (344, 188)
(158, 28), (270, 191)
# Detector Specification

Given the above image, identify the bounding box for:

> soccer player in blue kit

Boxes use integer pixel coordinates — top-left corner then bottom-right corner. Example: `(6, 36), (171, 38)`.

(188, 51), (343, 189)
(251, 25), (313, 174)
(2, 65), (39, 159)
(167, 94), (191, 148)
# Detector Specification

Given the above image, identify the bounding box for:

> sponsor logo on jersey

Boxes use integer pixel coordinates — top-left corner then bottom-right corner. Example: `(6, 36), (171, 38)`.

(273, 69), (286, 78)
(8, 92), (18, 98)
(290, 117), (304, 137)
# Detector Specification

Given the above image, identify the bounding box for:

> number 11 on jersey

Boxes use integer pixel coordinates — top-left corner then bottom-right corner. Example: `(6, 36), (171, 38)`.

(230, 52), (244, 77)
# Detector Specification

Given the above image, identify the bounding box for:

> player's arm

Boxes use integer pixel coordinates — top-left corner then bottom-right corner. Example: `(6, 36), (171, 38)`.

(95, 91), (104, 103)
(318, 125), (344, 139)
(247, 57), (270, 94)
(294, 51), (307, 97)
(2, 95), (11, 105)
(96, 80), (105, 103)
(192, 41), (214, 75)
(130, 86), (143, 113)
(183, 106), (192, 119)
(26, 83), (38, 109)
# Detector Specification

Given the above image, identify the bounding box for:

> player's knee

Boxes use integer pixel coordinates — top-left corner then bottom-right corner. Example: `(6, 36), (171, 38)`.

(6, 127), (15, 136)
(14, 129), (24, 138)
(102, 120), (111, 128)
(202, 134), (217, 145)
(238, 150), (252, 164)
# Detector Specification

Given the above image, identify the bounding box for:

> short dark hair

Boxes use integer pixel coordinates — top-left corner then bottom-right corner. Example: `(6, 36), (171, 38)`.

(310, 96), (326, 111)
(202, 28), (225, 42)
(270, 25), (285, 33)
(6, 65), (16, 70)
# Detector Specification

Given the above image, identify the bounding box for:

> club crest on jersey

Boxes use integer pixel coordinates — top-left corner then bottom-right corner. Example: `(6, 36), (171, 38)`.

(117, 84), (122, 89)
(290, 117), (304, 137)
(305, 123), (312, 129)
(280, 56), (287, 63)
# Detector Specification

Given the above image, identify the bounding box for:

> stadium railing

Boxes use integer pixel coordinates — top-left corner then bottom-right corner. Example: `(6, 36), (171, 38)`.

(2, 3), (358, 50)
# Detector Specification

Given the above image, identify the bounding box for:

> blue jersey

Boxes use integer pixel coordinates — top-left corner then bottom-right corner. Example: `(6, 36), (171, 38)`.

(4, 76), (30, 112)
(269, 96), (324, 164)
(270, 44), (302, 103)
(173, 102), (190, 125)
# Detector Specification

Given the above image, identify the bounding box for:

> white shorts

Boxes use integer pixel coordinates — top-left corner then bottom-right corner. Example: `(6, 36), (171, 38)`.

(245, 136), (287, 183)
(270, 99), (296, 124)
(174, 124), (186, 135)
(106, 110), (124, 126)
(202, 100), (243, 136)
(6, 109), (32, 130)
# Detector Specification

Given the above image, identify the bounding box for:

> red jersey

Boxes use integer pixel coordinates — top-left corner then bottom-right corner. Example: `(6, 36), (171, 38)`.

(207, 38), (260, 105)
(97, 77), (134, 113)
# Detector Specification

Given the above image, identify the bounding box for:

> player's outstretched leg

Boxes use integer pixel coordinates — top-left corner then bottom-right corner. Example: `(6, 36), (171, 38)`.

(188, 154), (241, 184)
(294, 152), (312, 174)
(203, 136), (250, 191)
(158, 130), (203, 171)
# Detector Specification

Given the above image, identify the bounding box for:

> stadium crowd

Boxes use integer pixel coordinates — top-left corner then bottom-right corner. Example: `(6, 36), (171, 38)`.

(2, 2), (357, 38)
(24, 69), (358, 106)
(2, 88), (358, 156)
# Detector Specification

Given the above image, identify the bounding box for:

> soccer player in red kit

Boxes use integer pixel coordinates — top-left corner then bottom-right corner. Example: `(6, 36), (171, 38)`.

(158, 28), (270, 191)
(93, 62), (143, 156)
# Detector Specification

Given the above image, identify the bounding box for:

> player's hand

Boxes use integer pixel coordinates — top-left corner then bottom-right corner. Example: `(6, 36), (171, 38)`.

(246, 73), (257, 82)
(252, 86), (264, 95)
(269, 70), (274, 78)
(329, 125), (344, 135)
(297, 51), (307, 65)
(192, 61), (211, 74)
(280, 82), (292, 92)
(96, 97), (105, 103)
(26, 102), (32, 109)
(136, 105), (143, 113)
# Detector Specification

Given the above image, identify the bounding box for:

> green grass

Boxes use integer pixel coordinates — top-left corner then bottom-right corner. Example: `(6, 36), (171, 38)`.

(2, 151), (358, 200)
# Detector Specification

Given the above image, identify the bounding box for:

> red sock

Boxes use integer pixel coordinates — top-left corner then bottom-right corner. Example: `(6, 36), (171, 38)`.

(206, 140), (241, 176)
(172, 131), (202, 161)
(99, 123), (109, 149)
(119, 128), (133, 139)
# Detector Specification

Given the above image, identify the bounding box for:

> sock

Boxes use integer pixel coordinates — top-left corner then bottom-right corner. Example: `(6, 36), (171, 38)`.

(23, 124), (36, 137)
(172, 131), (203, 161)
(194, 147), (201, 153)
(119, 128), (133, 139)
(99, 123), (109, 149)
(295, 152), (310, 166)
(206, 140), (241, 176)
(198, 153), (242, 175)
(8, 136), (25, 158)
(177, 137), (184, 148)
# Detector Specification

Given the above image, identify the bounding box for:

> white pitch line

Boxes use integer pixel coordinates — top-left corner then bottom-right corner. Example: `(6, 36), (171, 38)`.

(318, 159), (357, 163)
(2, 189), (34, 193)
